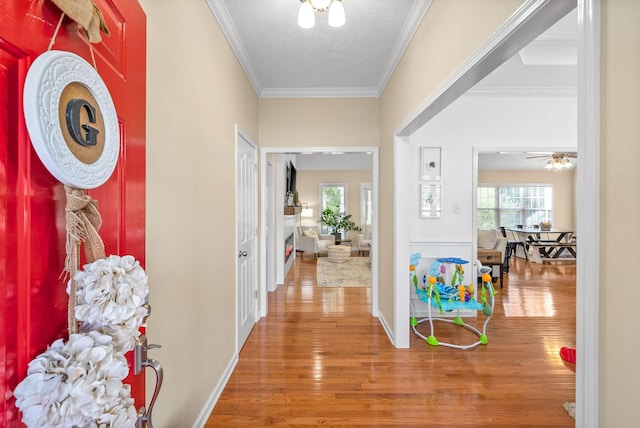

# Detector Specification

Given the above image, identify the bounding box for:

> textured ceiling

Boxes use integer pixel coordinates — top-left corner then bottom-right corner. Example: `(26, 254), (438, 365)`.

(207, 0), (429, 97)
(206, 2), (578, 170)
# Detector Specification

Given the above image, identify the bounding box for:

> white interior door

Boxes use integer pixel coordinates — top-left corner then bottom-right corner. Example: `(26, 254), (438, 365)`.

(236, 127), (258, 350)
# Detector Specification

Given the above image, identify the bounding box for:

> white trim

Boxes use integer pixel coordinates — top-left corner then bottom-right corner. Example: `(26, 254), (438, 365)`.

(205, 0), (262, 95)
(191, 353), (238, 428)
(389, 0), (577, 339)
(396, 0), (577, 137)
(260, 87), (379, 99)
(370, 149), (379, 317)
(376, 0), (432, 95)
(259, 146), (380, 319)
(393, 0), (598, 422)
(576, 0), (599, 425)
(409, 240), (473, 247)
(206, 1), (431, 99)
(377, 311), (394, 346)
(393, 135), (411, 348)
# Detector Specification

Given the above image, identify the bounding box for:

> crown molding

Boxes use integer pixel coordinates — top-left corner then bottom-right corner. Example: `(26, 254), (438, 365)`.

(205, 0), (263, 96)
(260, 87), (379, 99)
(208, 0), (431, 99)
(376, 0), (433, 95)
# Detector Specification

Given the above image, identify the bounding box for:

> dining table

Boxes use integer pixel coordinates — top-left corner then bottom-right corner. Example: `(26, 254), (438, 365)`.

(508, 227), (574, 243)
(507, 227), (576, 261)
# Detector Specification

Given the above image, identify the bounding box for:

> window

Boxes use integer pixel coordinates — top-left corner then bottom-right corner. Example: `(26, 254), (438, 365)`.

(361, 183), (372, 226)
(319, 183), (347, 233)
(477, 185), (553, 229)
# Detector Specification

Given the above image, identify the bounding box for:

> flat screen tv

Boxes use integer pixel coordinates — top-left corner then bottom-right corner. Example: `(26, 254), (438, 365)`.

(287, 161), (297, 194)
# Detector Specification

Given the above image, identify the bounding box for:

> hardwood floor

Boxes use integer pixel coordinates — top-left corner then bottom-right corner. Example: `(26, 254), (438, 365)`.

(205, 256), (576, 427)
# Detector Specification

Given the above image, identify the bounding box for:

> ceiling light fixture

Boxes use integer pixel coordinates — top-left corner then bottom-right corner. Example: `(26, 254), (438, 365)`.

(298, 0), (345, 29)
(544, 154), (574, 171)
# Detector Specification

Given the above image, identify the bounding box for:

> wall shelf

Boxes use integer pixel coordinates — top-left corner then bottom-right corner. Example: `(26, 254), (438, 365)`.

(284, 206), (301, 215)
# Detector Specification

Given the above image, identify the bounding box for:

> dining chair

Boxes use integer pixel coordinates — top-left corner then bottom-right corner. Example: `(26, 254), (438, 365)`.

(506, 229), (528, 260)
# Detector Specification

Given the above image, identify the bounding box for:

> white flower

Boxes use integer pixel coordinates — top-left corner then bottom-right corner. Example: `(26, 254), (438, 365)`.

(72, 255), (149, 352)
(13, 331), (135, 427)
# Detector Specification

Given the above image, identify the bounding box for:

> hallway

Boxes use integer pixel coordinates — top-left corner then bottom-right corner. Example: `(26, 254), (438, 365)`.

(206, 256), (576, 426)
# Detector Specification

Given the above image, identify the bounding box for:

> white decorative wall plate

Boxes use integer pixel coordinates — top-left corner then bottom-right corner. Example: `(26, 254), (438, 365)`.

(23, 50), (119, 189)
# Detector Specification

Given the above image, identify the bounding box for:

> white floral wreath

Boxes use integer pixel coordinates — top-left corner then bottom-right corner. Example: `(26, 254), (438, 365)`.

(14, 255), (149, 427)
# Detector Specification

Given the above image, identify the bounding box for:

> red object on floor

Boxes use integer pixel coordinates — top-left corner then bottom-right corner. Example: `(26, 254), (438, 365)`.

(560, 346), (576, 364)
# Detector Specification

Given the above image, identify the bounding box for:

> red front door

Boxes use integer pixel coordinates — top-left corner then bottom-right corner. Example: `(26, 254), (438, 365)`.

(0, 1), (146, 425)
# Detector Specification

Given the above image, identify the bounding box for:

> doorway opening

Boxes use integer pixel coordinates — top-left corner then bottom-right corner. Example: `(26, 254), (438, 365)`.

(259, 147), (379, 319)
(393, 0), (598, 424)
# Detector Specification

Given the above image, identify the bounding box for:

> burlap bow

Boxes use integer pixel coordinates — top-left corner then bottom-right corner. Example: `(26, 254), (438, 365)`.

(51, 0), (110, 43)
(64, 185), (106, 333)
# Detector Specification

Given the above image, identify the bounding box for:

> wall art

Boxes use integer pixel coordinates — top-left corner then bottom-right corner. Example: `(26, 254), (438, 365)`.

(420, 183), (441, 218)
(420, 147), (441, 180)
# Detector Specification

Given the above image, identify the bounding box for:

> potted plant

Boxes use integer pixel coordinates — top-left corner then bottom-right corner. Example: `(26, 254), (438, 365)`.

(319, 206), (361, 239)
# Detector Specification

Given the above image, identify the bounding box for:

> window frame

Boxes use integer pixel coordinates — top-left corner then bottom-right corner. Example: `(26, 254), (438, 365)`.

(360, 182), (372, 227)
(319, 183), (348, 233)
(477, 183), (553, 229)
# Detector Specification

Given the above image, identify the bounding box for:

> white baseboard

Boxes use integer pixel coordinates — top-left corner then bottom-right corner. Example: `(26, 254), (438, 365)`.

(377, 312), (395, 346)
(192, 352), (239, 428)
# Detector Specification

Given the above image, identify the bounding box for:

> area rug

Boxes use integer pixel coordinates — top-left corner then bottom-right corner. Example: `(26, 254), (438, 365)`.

(316, 257), (371, 288)
(564, 402), (575, 419)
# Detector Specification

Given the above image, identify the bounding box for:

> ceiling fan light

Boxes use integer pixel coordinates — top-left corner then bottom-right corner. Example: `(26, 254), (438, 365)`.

(545, 160), (554, 170)
(298, 1), (315, 28)
(328, 0), (345, 27)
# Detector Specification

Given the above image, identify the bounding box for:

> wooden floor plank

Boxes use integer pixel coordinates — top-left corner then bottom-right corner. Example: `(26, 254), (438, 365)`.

(205, 256), (576, 427)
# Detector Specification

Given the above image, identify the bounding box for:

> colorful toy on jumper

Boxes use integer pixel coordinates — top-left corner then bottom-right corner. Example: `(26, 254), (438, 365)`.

(410, 255), (496, 349)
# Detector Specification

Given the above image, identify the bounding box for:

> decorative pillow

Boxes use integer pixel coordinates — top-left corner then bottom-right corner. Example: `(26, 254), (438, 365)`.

(477, 229), (498, 249)
(303, 228), (318, 239)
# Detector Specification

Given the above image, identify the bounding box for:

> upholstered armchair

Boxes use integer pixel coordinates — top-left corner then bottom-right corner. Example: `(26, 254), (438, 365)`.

(357, 225), (372, 256)
(297, 226), (335, 261)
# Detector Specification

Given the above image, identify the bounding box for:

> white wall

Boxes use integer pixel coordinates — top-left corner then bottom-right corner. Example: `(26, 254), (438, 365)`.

(408, 93), (576, 244)
(379, 1), (524, 343)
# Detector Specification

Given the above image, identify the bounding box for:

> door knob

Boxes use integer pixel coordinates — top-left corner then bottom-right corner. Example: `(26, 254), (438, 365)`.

(238, 251), (248, 257)
(135, 335), (163, 428)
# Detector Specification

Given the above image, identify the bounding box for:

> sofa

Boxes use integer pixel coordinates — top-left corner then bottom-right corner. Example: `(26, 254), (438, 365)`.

(297, 226), (335, 260)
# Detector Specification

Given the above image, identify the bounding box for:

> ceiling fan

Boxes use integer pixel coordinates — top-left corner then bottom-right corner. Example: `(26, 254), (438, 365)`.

(525, 152), (577, 170)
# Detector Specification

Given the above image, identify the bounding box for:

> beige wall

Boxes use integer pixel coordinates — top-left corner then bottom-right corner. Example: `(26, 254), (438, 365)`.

(297, 170), (372, 233)
(259, 98), (379, 148)
(137, 0), (640, 424)
(479, 169), (576, 230)
(378, 0), (523, 336)
(601, 1), (640, 425)
(140, 0), (258, 425)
